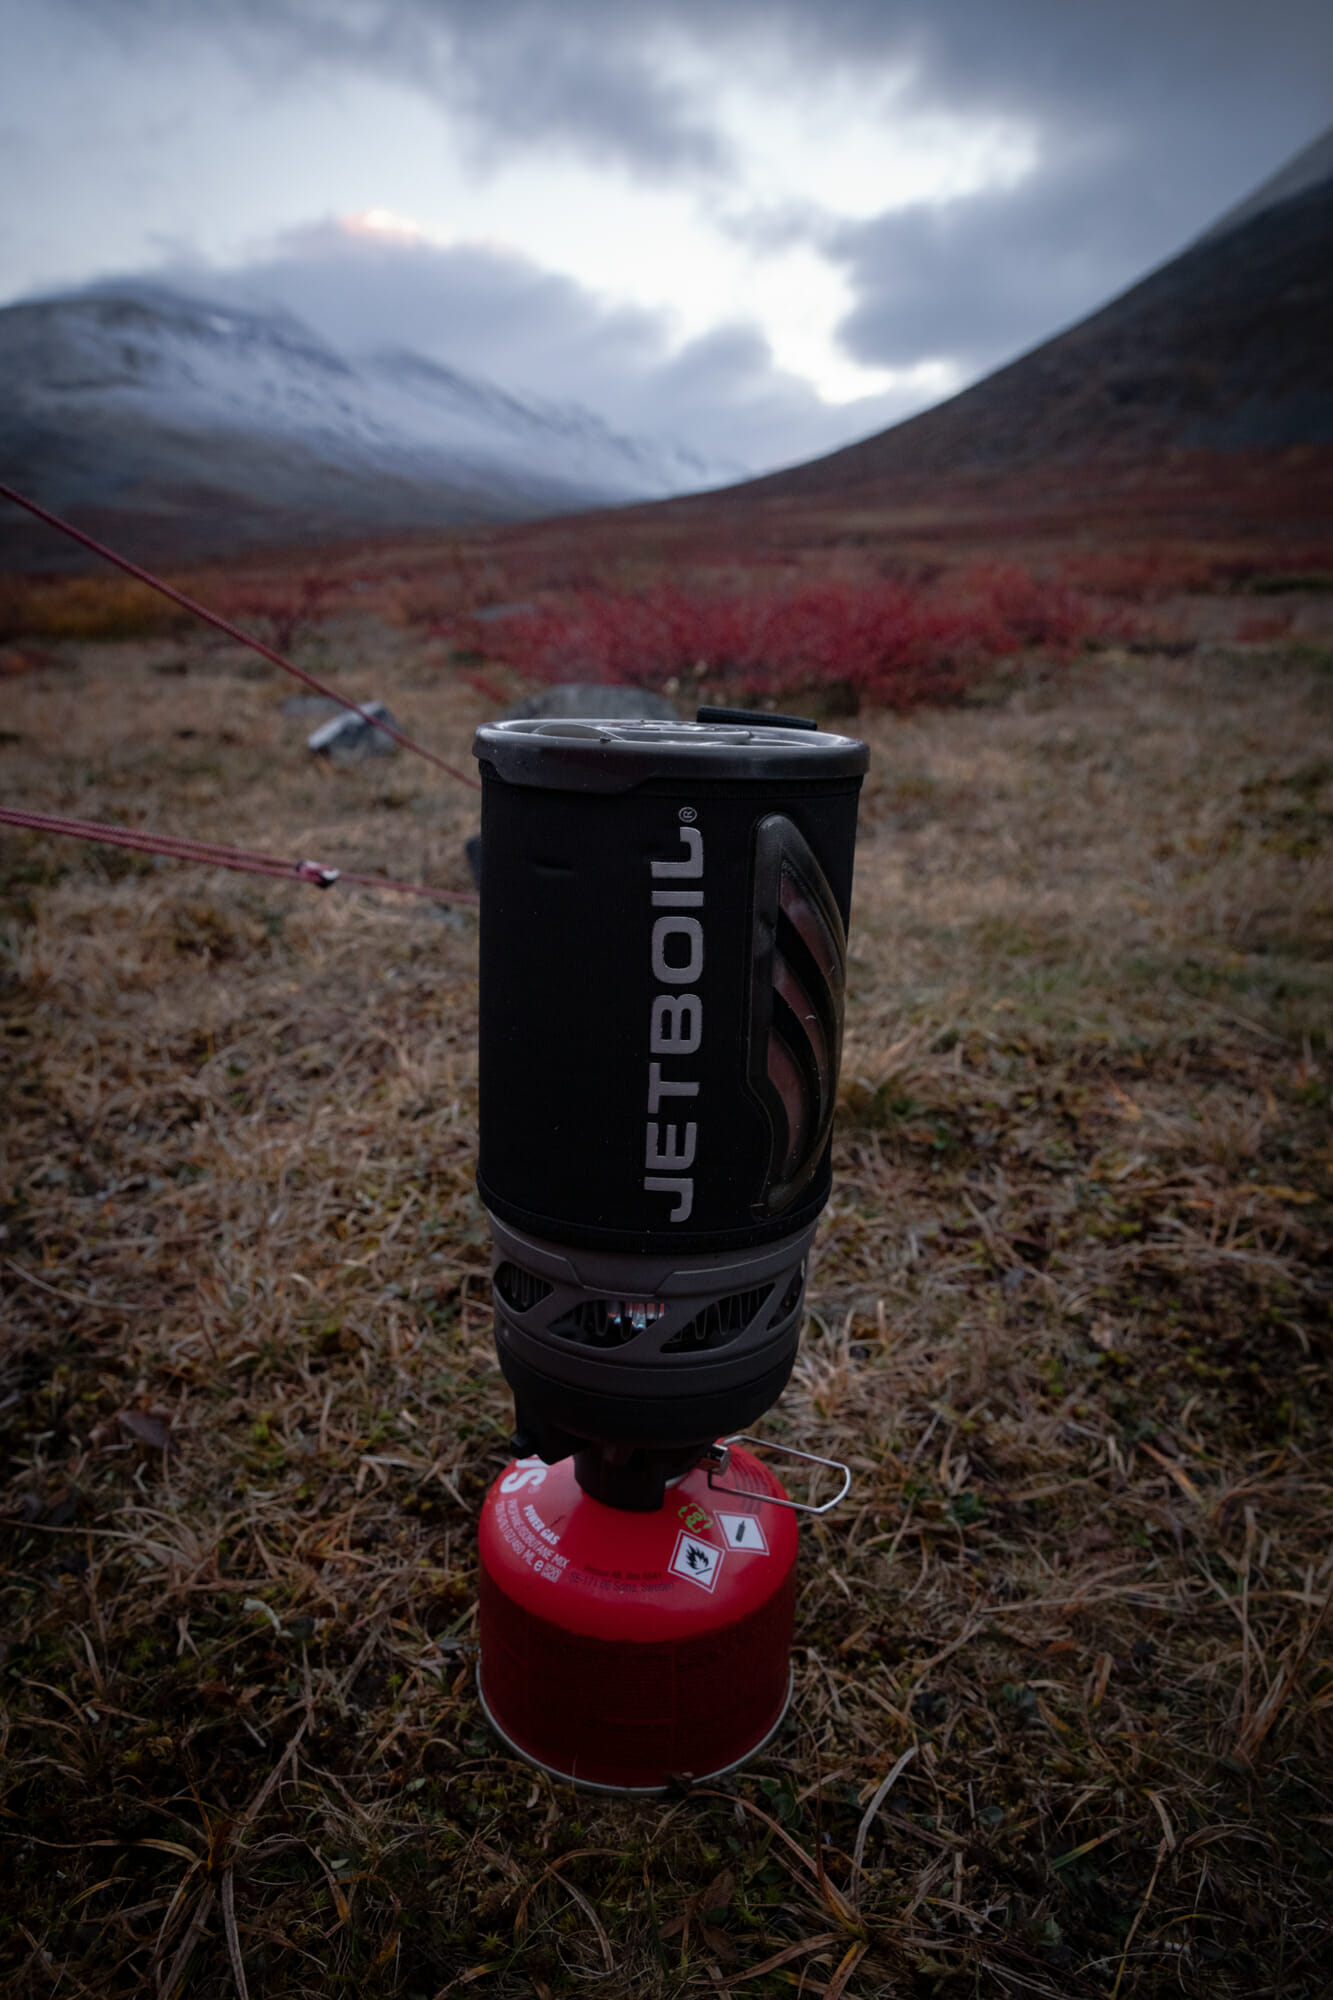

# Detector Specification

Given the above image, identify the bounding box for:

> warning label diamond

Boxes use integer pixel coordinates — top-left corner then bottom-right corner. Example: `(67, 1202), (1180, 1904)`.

(717, 1511), (769, 1554)
(669, 1530), (724, 1592)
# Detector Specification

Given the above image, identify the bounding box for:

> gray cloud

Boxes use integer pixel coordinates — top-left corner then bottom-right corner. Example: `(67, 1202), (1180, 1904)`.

(56, 0), (738, 181)
(15, 0), (1333, 467)
(58, 0), (1333, 199)
(829, 158), (1171, 375)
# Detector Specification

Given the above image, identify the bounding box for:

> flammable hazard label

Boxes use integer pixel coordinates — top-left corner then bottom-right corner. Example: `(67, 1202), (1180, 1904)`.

(669, 1529), (724, 1592)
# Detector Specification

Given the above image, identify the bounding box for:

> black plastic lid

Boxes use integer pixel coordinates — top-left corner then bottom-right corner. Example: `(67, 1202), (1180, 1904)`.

(473, 715), (869, 792)
(696, 704), (818, 730)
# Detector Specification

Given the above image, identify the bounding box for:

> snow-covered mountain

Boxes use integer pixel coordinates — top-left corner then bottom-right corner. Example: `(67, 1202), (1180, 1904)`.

(0, 282), (739, 568)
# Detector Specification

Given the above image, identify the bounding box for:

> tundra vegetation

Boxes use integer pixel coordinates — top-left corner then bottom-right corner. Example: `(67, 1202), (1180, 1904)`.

(1, 524), (1331, 1997)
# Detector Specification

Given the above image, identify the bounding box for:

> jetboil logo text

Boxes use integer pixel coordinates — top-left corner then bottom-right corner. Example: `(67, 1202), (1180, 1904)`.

(643, 814), (703, 1222)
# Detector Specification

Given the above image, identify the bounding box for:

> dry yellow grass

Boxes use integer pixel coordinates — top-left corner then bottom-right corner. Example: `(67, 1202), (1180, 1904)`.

(1, 625), (1331, 1997)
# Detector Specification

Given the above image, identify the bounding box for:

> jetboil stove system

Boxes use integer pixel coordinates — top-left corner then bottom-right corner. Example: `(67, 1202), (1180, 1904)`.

(471, 709), (868, 1790)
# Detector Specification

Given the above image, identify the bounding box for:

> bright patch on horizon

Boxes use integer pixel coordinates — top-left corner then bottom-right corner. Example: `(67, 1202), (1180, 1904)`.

(345, 208), (434, 243)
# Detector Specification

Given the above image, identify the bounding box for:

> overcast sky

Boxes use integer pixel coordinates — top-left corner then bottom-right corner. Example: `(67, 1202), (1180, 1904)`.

(2, 0), (1331, 472)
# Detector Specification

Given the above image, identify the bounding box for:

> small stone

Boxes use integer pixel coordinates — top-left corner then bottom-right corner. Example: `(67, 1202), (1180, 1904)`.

(307, 700), (400, 763)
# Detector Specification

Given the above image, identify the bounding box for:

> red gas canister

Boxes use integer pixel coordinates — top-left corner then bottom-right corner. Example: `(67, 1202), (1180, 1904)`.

(478, 1444), (799, 1791)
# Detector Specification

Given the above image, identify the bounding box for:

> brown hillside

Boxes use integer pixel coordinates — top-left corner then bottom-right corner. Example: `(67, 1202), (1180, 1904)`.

(745, 174), (1333, 499)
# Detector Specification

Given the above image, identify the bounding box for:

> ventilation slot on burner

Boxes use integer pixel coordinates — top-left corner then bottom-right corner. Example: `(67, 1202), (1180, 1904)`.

(494, 1262), (553, 1313)
(768, 1263), (805, 1327)
(661, 1285), (774, 1354)
(549, 1299), (662, 1348)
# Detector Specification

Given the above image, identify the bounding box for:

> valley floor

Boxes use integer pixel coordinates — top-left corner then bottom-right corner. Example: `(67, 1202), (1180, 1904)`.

(1, 628), (1331, 1997)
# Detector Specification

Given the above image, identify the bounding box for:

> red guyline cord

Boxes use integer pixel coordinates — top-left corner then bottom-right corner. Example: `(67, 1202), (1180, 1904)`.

(0, 804), (479, 907)
(0, 479), (482, 792)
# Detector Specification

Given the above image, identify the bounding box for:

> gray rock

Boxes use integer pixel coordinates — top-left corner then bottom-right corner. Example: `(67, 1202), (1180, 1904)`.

(307, 700), (400, 763)
(502, 683), (678, 722)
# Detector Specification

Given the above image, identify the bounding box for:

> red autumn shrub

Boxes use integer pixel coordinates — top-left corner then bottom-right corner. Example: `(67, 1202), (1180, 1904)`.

(488, 565), (1101, 710)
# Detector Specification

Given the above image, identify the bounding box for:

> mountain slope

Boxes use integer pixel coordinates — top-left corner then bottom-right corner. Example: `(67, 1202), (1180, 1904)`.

(0, 284), (734, 569)
(742, 157), (1333, 503)
(1199, 124), (1333, 245)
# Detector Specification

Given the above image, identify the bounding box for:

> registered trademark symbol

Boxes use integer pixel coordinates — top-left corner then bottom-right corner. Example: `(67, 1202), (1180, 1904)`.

(678, 807), (698, 823)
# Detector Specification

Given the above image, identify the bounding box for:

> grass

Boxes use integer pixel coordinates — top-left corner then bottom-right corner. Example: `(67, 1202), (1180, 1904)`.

(1, 611), (1331, 1997)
